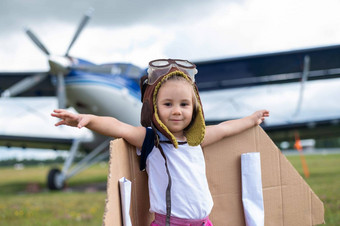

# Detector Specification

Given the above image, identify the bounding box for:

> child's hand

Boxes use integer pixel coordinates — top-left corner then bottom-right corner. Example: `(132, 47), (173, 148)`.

(51, 109), (90, 128)
(252, 109), (270, 125)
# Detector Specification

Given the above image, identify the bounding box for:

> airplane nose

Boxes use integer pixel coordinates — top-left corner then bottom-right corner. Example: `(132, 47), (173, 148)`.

(48, 56), (71, 75)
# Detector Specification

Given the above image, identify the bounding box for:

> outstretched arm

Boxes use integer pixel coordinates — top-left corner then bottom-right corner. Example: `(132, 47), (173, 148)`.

(201, 109), (269, 148)
(51, 109), (145, 149)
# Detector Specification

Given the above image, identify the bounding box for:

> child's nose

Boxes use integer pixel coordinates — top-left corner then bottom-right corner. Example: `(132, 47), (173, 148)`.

(172, 106), (181, 115)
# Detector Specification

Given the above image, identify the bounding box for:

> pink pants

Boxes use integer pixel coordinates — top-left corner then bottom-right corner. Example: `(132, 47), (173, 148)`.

(151, 213), (213, 226)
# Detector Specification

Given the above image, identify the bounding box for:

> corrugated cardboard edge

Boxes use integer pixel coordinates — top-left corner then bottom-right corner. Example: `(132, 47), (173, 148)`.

(102, 139), (127, 226)
(103, 126), (325, 226)
(103, 139), (153, 226)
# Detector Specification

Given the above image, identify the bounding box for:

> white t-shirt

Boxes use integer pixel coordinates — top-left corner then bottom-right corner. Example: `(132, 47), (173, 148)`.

(138, 131), (214, 219)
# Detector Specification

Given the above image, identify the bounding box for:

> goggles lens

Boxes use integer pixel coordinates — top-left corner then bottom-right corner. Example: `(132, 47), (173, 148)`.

(147, 59), (197, 84)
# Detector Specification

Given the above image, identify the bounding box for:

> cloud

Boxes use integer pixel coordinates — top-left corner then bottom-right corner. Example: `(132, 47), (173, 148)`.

(0, 0), (239, 31)
(0, 0), (242, 71)
(2, 0), (340, 71)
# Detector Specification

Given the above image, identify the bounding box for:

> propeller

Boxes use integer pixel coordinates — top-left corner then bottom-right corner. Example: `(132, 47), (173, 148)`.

(25, 29), (50, 56)
(65, 8), (94, 56)
(1, 9), (94, 109)
(1, 73), (48, 97)
(56, 72), (66, 109)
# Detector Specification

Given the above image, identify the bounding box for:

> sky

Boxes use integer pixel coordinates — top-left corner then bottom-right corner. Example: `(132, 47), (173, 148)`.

(1, 0), (340, 141)
(2, 0), (340, 71)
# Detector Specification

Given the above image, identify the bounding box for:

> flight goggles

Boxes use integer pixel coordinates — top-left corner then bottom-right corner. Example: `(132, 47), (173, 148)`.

(147, 59), (198, 85)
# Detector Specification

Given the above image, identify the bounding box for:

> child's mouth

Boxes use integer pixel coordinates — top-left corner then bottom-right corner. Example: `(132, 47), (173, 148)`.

(170, 119), (182, 122)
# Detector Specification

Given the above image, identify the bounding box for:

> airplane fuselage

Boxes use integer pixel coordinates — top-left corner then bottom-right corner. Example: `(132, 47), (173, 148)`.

(65, 71), (142, 126)
(56, 60), (145, 148)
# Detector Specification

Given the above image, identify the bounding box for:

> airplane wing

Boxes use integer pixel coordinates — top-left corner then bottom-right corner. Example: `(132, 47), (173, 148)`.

(0, 97), (93, 150)
(0, 135), (74, 150)
(199, 77), (340, 142)
(195, 44), (340, 90)
(3, 44), (340, 145)
(191, 45), (340, 141)
(0, 71), (54, 97)
(194, 44), (340, 142)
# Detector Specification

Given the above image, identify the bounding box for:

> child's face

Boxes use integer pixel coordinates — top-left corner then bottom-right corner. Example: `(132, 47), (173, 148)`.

(156, 79), (194, 140)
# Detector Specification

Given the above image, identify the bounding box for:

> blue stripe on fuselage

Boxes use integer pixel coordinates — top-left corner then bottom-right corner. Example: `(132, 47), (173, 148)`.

(64, 71), (141, 100)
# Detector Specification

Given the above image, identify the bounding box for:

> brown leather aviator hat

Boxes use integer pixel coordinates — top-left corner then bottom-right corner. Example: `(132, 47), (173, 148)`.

(140, 59), (205, 148)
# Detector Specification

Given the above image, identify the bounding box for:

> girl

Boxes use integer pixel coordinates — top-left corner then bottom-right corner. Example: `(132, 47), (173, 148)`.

(52, 59), (269, 226)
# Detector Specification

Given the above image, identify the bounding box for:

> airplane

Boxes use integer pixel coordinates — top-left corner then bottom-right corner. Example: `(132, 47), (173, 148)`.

(194, 45), (340, 144)
(2, 9), (340, 190)
(0, 9), (143, 190)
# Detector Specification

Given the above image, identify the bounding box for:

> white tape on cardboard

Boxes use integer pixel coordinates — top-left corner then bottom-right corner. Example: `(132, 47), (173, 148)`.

(241, 152), (264, 226)
(119, 177), (132, 226)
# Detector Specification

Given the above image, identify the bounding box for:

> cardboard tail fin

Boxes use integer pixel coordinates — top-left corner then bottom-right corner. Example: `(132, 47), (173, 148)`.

(204, 126), (324, 226)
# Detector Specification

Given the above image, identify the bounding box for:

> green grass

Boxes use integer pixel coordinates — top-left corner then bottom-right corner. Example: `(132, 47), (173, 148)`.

(0, 154), (339, 225)
(286, 153), (340, 226)
(0, 163), (108, 226)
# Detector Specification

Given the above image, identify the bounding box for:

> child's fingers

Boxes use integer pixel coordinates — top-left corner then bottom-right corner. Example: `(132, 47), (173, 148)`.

(77, 117), (89, 128)
(53, 109), (66, 115)
(261, 109), (270, 117)
(54, 120), (65, 126)
(51, 112), (61, 118)
(77, 121), (83, 128)
(51, 109), (81, 128)
(51, 109), (74, 119)
(51, 109), (63, 117)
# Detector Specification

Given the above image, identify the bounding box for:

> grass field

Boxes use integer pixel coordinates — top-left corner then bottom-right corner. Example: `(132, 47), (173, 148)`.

(0, 163), (108, 226)
(0, 154), (339, 225)
(287, 153), (340, 225)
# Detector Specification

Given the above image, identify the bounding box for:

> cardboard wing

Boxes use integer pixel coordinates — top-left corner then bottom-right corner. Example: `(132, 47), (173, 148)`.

(103, 126), (324, 226)
(103, 139), (154, 226)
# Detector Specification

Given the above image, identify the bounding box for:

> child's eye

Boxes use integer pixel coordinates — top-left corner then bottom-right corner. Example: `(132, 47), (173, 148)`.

(164, 103), (172, 106)
(181, 103), (189, 107)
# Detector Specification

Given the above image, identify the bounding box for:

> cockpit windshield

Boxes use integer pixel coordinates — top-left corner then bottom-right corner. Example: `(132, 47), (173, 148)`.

(100, 63), (144, 79)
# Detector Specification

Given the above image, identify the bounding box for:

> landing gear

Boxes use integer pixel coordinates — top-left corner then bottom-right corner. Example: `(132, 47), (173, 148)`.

(46, 138), (111, 190)
(47, 168), (65, 190)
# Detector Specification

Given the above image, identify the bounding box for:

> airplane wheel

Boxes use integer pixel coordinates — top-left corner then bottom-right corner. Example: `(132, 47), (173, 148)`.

(47, 168), (65, 190)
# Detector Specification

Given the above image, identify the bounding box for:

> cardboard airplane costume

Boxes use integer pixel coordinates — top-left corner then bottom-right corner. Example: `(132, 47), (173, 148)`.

(103, 59), (324, 225)
(103, 125), (324, 226)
